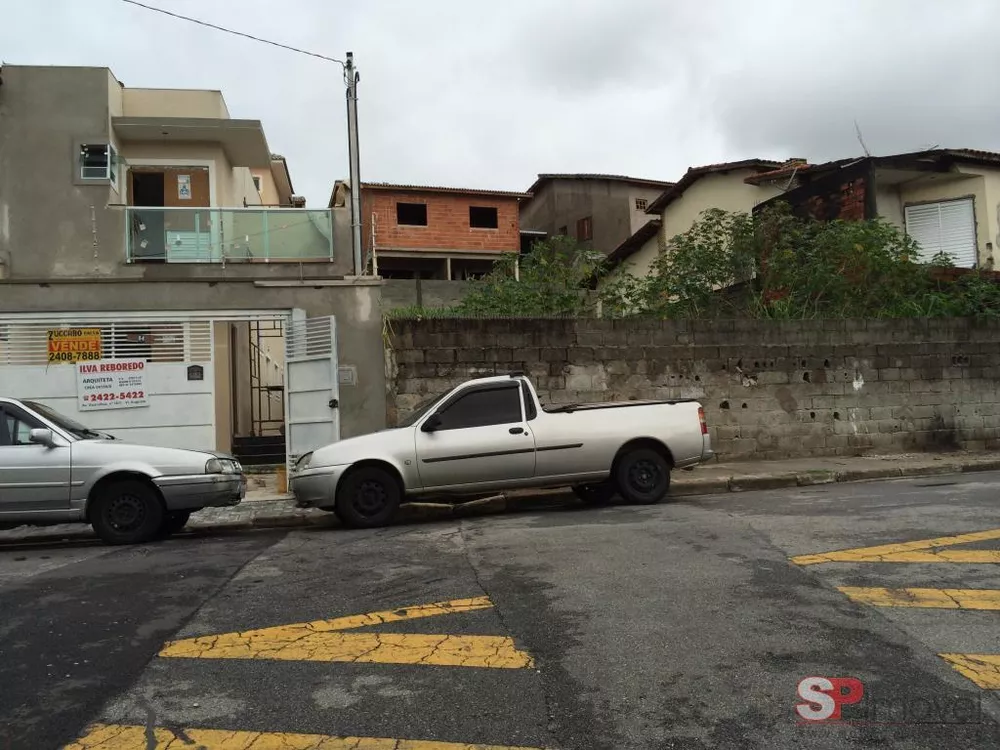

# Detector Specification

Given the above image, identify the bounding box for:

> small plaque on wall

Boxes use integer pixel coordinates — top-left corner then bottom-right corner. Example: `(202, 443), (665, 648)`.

(187, 365), (205, 381)
(338, 365), (357, 386)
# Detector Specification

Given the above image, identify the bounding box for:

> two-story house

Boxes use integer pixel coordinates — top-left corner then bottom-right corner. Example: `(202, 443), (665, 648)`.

(0, 65), (385, 469)
(518, 174), (676, 256)
(330, 181), (529, 280)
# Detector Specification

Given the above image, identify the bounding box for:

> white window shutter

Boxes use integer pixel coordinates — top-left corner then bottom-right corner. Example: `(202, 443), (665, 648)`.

(904, 198), (977, 268)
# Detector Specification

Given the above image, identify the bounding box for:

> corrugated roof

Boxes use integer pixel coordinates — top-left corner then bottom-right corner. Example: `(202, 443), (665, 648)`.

(362, 182), (531, 198)
(525, 173), (675, 197)
(645, 159), (783, 215)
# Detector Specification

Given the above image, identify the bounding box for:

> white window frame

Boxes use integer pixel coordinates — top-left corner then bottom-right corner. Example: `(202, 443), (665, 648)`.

(904, 197), (977, 269)
(80, 143), (118, 187)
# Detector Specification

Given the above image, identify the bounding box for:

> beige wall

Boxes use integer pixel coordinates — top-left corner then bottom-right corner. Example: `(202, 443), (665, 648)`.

(875, 184), (905, 230)
(898, 170), (991, 266)
(251, 167), (281, 205)
(628, 187), (670, 234)
(618, 171), (781, 277)
(122, 88), (230, 119)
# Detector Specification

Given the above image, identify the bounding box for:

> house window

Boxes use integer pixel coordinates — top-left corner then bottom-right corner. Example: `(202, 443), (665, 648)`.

(904, 198), (977, 268)
(80, 143), (118, 186)
(635, 198), (648, 211)
(396, 202), (428, 226)
(577, 216), (593, 241)
(252, 175), (262, 193)
(469, 206), (499, 229)
(558, 225), (568, 236)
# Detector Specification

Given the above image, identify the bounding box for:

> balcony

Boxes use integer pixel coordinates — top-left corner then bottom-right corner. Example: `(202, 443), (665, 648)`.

(125, 207), (334, 263)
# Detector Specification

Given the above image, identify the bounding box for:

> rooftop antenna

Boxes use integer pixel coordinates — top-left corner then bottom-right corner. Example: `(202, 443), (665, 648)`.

(854, 120), (872, 158)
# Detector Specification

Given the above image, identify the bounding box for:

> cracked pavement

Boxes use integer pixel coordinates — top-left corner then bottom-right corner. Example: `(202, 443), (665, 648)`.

(4, 471), (1000, 748)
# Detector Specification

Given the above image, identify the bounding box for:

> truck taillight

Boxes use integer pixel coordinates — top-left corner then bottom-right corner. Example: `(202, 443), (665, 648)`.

(698, 406), (708, 435)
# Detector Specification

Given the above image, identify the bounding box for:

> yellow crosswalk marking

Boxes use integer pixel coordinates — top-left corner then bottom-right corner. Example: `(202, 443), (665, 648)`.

(158, 596), (534, 669)
(65, 723), (549, 749)
(791, 528), (1000, 565)
(838, 586), (1000, 610)
(939, 654), (1000, 689)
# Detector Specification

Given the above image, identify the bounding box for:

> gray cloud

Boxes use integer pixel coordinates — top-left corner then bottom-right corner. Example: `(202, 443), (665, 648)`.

(2, 0), (998, 206)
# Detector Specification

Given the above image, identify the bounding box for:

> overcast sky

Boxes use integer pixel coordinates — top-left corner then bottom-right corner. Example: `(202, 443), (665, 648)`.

(3, 0), (998, 206)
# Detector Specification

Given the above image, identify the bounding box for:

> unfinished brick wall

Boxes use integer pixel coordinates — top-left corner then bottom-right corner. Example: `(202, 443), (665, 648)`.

(363, 189), (521, 255)
(386, 318), (1000, 460)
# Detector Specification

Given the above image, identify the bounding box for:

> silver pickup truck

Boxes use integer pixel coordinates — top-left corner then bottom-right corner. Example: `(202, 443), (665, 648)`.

(0, 397), (246, 545)
(291, 373), (713, 528)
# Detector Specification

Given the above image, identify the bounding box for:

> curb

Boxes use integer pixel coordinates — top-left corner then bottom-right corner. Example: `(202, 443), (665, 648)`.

(4, 459), (1000, 545)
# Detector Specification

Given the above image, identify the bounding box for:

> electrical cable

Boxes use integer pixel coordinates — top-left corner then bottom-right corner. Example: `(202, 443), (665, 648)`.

(120, 0), (345, 67)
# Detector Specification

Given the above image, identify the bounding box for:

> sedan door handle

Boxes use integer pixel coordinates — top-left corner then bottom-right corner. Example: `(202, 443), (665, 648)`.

(509, 426), (524, 434)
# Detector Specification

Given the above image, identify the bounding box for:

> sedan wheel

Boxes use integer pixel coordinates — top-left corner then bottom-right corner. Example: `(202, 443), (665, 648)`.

(90, 479), (165, 545)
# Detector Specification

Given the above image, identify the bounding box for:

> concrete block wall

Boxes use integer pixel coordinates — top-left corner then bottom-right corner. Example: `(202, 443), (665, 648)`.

(386, 317), (1000, 460)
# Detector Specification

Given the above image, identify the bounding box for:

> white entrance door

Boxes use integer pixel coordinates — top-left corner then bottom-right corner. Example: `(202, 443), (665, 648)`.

(285, 316), (340, 465)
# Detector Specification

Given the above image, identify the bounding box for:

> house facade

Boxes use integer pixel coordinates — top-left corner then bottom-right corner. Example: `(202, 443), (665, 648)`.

(519, 174), (674, 256)
(604, 159), (788, 277)
(330, 181), (528, 280)
(751, 149), (1000, 269)
(0, 65), (384, 467)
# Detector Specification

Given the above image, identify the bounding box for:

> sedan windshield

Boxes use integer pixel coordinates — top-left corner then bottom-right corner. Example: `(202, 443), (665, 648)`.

(22, 400), (107, 440)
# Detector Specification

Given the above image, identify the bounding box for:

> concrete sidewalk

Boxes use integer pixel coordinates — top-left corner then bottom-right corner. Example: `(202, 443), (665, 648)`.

(3, 451), (999, 545)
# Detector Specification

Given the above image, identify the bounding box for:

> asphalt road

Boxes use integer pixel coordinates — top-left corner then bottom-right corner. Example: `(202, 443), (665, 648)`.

(2, 471), (1000, 749)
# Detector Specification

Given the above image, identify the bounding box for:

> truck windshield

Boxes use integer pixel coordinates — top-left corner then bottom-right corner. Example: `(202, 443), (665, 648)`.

(397, 394), (443, 428)
(22, 400), (105, 440)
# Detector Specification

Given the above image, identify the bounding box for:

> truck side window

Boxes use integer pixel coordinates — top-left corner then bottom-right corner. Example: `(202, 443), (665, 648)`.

(521, 381), (537, 420)
(437, 386), (522, 431)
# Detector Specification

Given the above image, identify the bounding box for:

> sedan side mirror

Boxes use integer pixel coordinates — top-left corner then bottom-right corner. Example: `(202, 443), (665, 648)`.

(28, 428), (55, 447)
(421, 412), (443, 433)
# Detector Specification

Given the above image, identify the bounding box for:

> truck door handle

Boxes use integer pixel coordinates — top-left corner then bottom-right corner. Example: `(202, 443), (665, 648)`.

(509, 426), (524, 434)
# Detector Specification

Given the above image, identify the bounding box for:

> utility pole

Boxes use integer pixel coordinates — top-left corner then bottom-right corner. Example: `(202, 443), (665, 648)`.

(345, 51), (364, 275)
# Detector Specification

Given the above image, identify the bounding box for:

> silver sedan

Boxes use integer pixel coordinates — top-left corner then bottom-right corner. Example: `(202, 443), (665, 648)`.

(0, 397), (246, 544)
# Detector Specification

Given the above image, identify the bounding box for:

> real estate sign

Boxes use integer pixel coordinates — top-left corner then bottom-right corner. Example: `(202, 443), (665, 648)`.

(77, 359), (149, 411)
(47, 327), (103, 364)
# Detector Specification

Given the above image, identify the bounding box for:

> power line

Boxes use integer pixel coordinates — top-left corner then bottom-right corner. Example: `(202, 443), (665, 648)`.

(120, 0), (345, 67)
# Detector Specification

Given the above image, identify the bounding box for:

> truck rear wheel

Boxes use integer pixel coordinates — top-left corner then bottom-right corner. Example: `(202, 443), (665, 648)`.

(335, 466), (401, 529)
(615, 448), (671, 505)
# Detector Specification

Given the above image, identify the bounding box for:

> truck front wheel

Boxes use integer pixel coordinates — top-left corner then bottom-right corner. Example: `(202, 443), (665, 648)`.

(335, 466), (401, 529)
(615, 448), (671, 505)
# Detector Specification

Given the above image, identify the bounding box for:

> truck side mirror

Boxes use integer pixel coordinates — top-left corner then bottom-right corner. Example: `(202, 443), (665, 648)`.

(421, 413), (443, 433)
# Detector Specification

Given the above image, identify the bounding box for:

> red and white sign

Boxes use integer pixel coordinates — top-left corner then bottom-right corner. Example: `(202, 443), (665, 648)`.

(77, 359), (149, 411)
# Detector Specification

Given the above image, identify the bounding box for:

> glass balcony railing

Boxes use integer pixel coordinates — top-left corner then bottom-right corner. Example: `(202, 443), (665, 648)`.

(125, 207), (334, 263)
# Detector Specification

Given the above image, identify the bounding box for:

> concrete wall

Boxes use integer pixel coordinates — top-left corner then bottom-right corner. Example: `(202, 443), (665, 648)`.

(122, 88), (230, 119)
(619, 172), (781, 278)
(519, 180), (665, 256)
(380, 279), (475, 310)
(387, 317), (1000, 460)
(0, 66), (122, 279)
(364, 189), (521, 255)
(0, 280), (386, 439)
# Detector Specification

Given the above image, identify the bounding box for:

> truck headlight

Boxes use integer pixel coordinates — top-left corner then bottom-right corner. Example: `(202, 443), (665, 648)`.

(206, 458), (239, 474)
